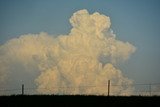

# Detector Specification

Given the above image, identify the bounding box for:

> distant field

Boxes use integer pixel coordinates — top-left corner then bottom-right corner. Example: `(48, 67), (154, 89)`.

(0, 95), (160, 106)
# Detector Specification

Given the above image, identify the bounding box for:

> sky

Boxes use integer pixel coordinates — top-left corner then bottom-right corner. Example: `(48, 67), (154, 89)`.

(0, 0), (160, 94)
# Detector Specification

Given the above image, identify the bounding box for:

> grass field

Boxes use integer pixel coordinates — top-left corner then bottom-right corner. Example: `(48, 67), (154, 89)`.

(0, 95), (160, 106)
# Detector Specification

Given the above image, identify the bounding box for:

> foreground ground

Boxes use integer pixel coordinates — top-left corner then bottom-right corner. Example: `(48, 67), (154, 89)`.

(0, 95), (160, 106)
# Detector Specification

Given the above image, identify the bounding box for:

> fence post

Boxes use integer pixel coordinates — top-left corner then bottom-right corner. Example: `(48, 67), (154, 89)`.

(149, 84), (151, 96)
(108, 80), (110, 96)
(22, 84), (24, 95)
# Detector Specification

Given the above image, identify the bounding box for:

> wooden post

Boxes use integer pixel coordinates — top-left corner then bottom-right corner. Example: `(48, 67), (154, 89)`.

(108, 80), (110, 96)
(149, 84), (151, 96)
(22, 84), (24, 95)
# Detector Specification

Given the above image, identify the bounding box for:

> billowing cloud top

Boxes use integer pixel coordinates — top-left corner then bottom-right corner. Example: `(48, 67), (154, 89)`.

(0, 9), (136, 95)
(70, 10), (110, 36)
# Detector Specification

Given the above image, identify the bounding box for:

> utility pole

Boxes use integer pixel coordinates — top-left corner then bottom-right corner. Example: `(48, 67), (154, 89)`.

(108, 80), (110, 96)
(22, 84), (24, 95)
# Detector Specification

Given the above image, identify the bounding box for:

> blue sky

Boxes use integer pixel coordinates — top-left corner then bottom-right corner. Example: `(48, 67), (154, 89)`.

(0, 0), (160, 84)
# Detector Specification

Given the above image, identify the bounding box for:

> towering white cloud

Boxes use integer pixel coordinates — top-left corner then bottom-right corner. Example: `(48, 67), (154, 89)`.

(0, 9), (136, 95)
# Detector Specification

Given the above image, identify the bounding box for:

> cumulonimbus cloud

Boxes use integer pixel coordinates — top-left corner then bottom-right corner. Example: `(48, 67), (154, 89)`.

(0, 9), (136, 95)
